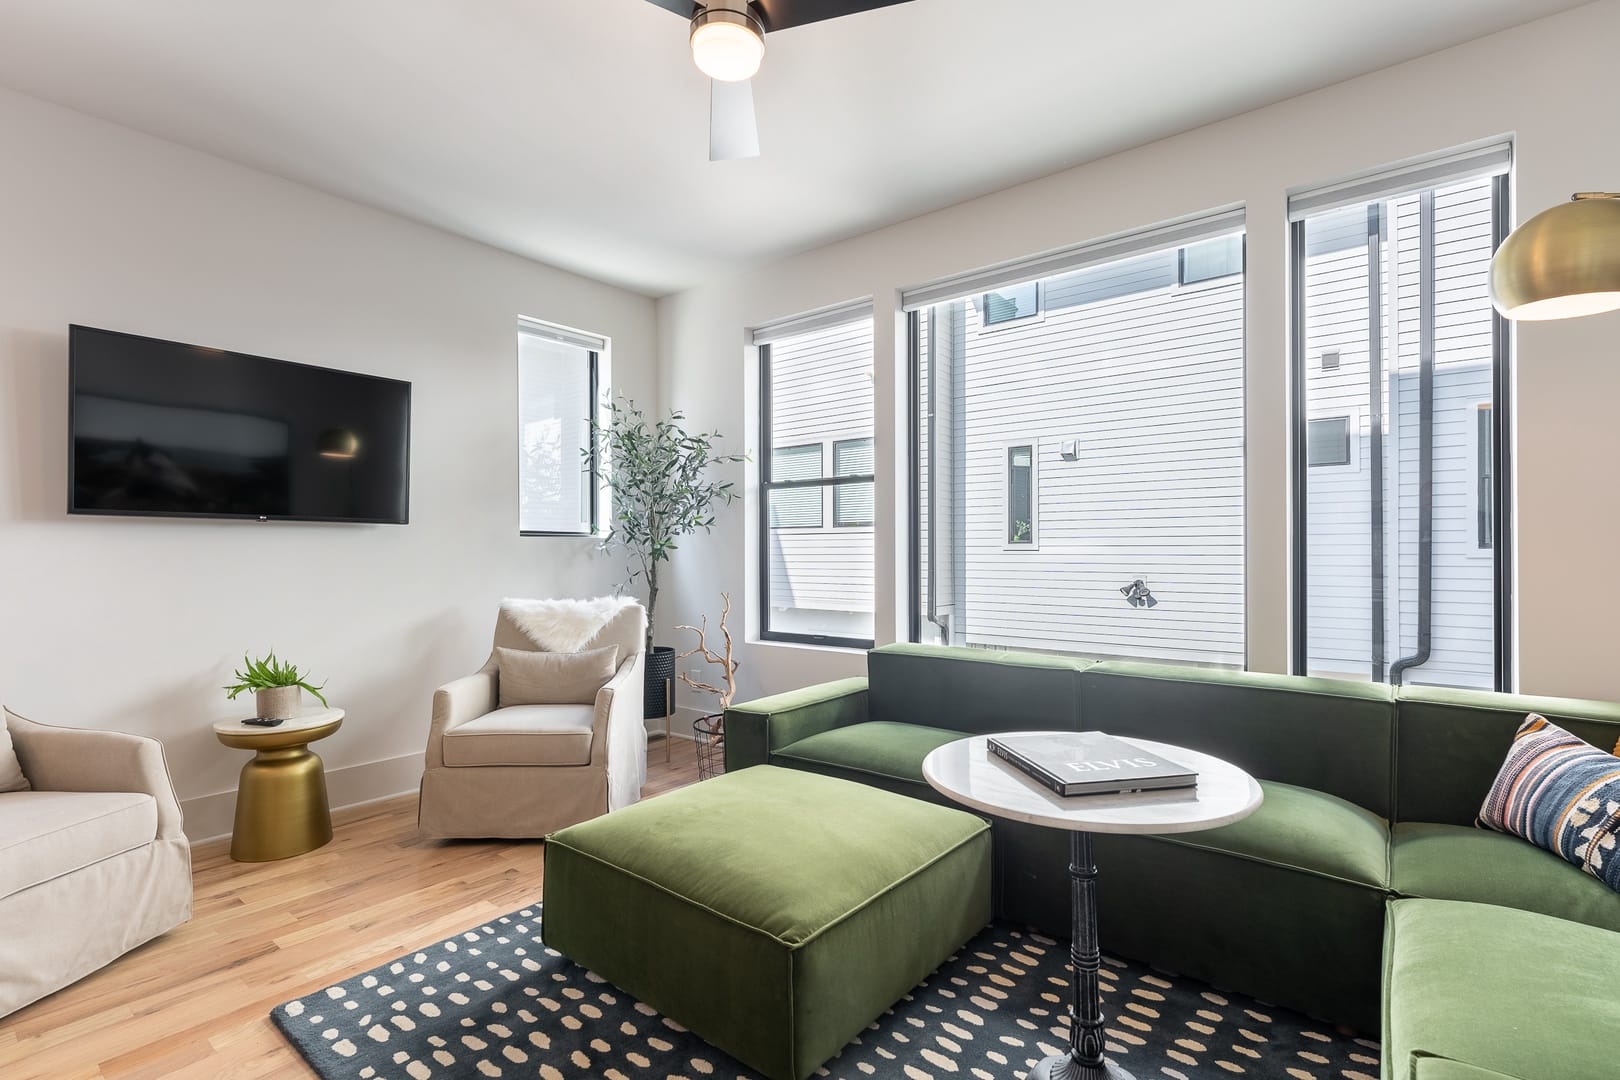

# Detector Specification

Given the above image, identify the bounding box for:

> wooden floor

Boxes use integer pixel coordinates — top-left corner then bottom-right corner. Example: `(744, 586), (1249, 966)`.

(0, 736), (701, 1080)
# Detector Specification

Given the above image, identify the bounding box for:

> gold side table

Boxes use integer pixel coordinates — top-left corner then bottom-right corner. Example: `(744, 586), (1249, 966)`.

(214, 707), (344, 862)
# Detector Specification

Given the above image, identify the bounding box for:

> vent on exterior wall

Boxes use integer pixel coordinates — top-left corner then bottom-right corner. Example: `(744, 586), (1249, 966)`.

(1322, 349), (1341, 371)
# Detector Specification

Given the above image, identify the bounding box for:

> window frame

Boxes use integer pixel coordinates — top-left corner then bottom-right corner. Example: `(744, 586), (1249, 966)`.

(768, 442), (826, 530)
(758, 341), (876, 650)
(1289, 170), (1513, 691)
(1003, 441), (1039, 550)
(517, 340), (599, 538)
(831, 437), (875, 529)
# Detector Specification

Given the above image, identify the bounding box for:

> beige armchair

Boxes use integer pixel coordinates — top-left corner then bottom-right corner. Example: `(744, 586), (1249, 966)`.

(0, 709), (192, 1018)
(418, 599), (647, 839)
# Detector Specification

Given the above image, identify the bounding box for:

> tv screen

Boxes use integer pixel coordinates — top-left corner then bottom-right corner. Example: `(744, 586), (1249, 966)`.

(69, 325), (411, 524)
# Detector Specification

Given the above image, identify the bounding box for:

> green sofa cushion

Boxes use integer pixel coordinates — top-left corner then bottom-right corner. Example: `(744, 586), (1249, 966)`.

(1394, 684), (1620, 826)
(724, 677), (869, 773)
(1413, 1058), (1529, 1080)
(773, 720), (965, 789)
(867, 643), (1092, 736)
(1155, 780), (1390, 889)
(542, 765), (991, 1080)
(1383, 898), (1620, 1080)
(1082, 662), (1395, 815)
(1390, 822), (1620, 932)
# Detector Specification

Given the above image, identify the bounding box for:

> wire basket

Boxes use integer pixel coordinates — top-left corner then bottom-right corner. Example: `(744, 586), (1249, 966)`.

(693, 713), (726, 781)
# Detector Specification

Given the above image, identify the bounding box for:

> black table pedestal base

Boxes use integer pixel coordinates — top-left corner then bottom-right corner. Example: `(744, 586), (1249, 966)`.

(1033, 831), (1137, 1080)
(1027, 1053), (1136, 1080)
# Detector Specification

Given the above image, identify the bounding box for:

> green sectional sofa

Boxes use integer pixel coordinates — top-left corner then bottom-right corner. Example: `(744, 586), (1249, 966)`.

(725, 643), (1620, 1079)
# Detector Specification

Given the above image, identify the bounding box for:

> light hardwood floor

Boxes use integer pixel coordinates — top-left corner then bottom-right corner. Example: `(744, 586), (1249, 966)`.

(0, 735), (701, 1080)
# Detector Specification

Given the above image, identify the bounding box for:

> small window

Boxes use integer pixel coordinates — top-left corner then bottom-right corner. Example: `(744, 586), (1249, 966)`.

(1179, 235), (1244, 285)
(983, 282), (1039, 326)
(1477, 404), (1493, 550)
(1306, 417), (1352, 467)
(832, 437), (875, 527)
(769, 444), (823, 528)
(1006, 444), (1036, 545)
(518, 322), (599, 535)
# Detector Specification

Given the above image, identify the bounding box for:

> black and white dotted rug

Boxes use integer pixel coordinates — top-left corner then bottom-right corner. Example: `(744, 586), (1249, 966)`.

(271, 906), (1379, 1080)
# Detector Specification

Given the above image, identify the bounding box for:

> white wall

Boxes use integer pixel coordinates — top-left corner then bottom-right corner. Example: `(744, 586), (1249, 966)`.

(657, 0), (1620, 709)
(0, 87), (657, 840)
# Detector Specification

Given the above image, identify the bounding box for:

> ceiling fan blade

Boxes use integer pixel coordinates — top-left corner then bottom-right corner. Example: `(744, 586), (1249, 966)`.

(709, 78), (759, 161)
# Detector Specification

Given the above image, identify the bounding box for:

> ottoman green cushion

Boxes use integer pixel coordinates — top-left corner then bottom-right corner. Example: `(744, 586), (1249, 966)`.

(1390, 822), (1620, 933)
(1383, 898), (1620, 1080)
(542, 765), (992, 1080)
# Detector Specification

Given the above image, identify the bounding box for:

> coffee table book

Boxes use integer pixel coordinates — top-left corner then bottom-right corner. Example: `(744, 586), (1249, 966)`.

(987, 731), (1197, 796)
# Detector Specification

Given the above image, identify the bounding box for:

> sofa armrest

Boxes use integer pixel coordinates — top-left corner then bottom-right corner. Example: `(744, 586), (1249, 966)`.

(723, 678), (869, 772)
(5, 709), (185, 839)
(591, 651), (646, 806)
(427, 668), (498, 769)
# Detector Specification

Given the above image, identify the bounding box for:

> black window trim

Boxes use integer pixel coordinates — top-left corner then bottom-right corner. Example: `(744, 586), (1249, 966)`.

(519, 346), (600, 537)
(758, 342), (876, 650)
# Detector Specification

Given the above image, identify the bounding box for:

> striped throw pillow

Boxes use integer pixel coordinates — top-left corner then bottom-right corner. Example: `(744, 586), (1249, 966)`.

(1478, 714), (1620, 893)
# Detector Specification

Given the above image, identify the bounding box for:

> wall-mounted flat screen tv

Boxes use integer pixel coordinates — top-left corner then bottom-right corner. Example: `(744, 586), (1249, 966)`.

(69, 325), (411, 524)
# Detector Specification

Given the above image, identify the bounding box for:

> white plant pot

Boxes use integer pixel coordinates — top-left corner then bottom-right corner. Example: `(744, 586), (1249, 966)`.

(255, 685), (301, 720)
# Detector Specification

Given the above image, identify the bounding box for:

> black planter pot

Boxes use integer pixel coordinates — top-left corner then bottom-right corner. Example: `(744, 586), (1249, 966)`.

(644, 646), (676, 720)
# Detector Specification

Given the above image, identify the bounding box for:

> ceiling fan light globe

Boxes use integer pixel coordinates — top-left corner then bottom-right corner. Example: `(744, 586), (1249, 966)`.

(691, 12), (764, 82)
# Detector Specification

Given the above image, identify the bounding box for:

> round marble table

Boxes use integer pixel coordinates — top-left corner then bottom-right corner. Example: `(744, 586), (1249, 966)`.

(214, 707), (344, 863)
(923, 733), (1262, 1080)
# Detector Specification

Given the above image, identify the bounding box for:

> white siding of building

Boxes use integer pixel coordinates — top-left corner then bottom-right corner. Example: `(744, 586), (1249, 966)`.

(1302, 178), (1497, 689)
(919, 244), (1247, 667)
(764, 318), (875, 638)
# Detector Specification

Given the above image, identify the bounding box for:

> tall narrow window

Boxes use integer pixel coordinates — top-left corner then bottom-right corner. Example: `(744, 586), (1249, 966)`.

(1006, 445), (1036, 545)
(910, 211), (1245, 664)
(1291, 142), (1511, 690)
(517, 319), (600, 535)
(756, 305), (875, 647)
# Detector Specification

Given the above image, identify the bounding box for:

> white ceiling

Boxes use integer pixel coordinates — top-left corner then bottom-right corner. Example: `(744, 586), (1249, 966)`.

(0, 1), (1588, 295)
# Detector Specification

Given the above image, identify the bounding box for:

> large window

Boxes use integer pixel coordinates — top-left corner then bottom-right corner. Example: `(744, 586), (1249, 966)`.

(912, 214), (1246, 666)
(1291, 143), (1511, 690)
(517, 319), (599, 535)
(757, 307), (875, 647)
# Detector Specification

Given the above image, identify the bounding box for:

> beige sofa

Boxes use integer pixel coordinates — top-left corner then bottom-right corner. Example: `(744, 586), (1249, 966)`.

(0, 709), (192, 1019)
(418, 600), (648, 839)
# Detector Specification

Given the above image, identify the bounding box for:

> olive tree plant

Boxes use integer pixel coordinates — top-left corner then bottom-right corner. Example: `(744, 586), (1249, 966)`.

(587, 398), (745, 652)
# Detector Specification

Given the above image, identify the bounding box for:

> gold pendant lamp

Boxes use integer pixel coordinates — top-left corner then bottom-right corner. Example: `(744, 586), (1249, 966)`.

(1491, 192), (1620, 321)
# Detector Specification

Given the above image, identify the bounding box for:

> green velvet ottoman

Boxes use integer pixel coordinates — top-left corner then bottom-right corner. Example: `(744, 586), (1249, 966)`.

(542, 764), (992, 1080)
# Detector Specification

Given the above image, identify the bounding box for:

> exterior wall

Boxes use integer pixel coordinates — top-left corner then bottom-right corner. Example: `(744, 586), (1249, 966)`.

(918, 246), (1245, 667)
(1301, 179), (1497, 689)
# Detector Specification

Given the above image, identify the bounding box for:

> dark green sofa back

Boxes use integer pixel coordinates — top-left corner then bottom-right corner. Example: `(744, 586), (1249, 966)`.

(1393, 684), (1620, 826)
(867, 643), (1093, 737)
(1080, 662), (1395, 816)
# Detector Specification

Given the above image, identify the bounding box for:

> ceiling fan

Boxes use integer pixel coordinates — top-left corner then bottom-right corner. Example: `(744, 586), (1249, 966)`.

(643, 0), (915, 161)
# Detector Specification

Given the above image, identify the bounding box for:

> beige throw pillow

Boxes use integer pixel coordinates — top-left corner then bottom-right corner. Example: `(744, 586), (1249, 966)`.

(496, 646), (619, 707)
(0, 708), (32, 793)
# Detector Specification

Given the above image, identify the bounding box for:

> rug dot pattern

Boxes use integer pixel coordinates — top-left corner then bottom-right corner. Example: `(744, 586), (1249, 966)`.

(272, 907), (1379, 1079)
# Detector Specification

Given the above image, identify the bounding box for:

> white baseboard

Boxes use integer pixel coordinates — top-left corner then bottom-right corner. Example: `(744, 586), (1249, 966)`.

(183, 750), (425, 846)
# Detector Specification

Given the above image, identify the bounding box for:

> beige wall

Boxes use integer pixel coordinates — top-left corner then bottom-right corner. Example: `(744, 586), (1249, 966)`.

(656, 0), (1620, 712)
(0, 87), (657, 840)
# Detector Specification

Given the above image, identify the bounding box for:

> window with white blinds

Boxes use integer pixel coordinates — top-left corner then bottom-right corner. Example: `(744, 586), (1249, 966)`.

(758, 310), (875, 647)
(912, 213), (1246, 665)
(517, 321), (599, 535)
(1291, 145), (1510, 691)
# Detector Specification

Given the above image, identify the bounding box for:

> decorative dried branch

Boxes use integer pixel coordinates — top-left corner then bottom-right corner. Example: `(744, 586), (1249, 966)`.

(676, 592), (740, 710)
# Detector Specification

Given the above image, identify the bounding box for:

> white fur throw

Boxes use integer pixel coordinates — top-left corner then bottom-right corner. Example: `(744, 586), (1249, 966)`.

(500, 596), (643, 654)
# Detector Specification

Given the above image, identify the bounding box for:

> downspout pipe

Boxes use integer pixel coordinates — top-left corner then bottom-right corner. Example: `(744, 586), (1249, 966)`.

(1367, 205), (1386, 682)
(1391, 191), (1436, 686)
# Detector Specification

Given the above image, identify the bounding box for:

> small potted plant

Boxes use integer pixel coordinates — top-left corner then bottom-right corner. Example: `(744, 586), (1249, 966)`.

(225, 652), (329, 720)
(676, 593), (740, 781)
